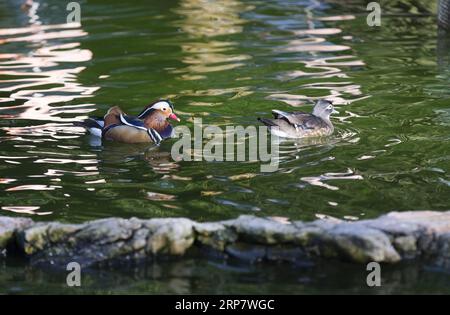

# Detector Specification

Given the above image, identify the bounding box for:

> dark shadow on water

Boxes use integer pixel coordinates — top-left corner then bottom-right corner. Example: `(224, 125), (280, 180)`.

(1, 251), (450, 294)
(90, 138), (179, 174)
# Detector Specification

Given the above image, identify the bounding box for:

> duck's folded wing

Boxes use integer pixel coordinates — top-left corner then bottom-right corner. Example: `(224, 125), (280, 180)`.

(293, 115), (328, 130)
(272, 110), (325, 130)
(119, 114), (163, 144)
(119, 114), (146, 129)
(272, 110), (307, 124)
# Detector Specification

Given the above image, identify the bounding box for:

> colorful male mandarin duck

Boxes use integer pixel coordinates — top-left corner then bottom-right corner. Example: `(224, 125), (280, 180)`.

(80, 100), (180, 144)
(258, 99), (338, 138)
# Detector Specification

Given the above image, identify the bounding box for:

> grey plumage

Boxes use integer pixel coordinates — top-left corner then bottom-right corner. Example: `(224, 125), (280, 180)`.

(258, 100), (337, 138)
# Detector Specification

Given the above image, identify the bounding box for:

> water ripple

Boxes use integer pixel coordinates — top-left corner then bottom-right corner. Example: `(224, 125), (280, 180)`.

(0, 7), (98, 215)
(0, 23), (97, 129)
(300, 168), (363, 191)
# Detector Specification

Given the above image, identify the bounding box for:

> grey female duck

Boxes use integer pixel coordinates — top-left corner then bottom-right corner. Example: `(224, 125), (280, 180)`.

(258, 99), (338, 138)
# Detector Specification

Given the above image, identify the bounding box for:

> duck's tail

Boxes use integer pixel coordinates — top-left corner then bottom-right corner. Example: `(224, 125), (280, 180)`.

(257, 117), (278, 128)
(258, 117), (292, 138)
(74, 117), (104, 137)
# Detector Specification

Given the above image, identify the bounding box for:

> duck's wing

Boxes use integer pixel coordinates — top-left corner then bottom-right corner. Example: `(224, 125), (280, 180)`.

(103, 106), (124, 128)
(272, 110), (307, 124)
(119, 114), (163, 144)
(291, 114), (328, 131)
(119, 114), (146, 130)
(271, 110), (327, 130)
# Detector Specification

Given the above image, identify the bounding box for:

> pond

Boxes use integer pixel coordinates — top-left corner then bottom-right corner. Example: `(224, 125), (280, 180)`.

(1, 0), (450, 294)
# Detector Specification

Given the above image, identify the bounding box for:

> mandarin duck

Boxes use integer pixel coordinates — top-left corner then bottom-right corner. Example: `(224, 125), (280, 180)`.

(79, 100), (180, 144)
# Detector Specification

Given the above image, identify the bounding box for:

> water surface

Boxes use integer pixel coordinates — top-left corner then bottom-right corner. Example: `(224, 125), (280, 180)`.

(1, 0), (448, 223)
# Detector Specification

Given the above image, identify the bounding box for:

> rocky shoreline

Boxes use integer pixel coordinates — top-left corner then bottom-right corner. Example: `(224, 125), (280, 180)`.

(1, 211), (450, 270)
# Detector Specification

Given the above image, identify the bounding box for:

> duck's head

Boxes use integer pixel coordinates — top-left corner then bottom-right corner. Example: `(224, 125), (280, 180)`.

(138, 100), (180, 122)
(312, 99), (338, 119)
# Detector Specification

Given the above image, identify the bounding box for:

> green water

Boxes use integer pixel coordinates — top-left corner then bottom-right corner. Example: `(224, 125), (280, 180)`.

(1, 256), (450, 294)
(1, 0), (450, 293)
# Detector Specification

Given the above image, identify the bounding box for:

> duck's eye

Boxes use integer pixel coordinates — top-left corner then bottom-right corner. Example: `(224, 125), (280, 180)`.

(327, 105), (333, 110)
(162, 108), (167, 111)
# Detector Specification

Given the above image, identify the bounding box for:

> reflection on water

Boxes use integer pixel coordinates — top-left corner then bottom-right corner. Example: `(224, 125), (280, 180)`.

(0, 1), (179, 217)
(0, 2), (99, 216)
(272, 127), (359, 168)
(2, 205), (52, 215)
(267, 4), (367, 106)
(0, 24), (97, 124)
(173, 0), (253, 104)
(170, 0), (367, 203)
(300, 168), (363, 191)
(0, 4), (97, 145)
(1, 254), (450, 294)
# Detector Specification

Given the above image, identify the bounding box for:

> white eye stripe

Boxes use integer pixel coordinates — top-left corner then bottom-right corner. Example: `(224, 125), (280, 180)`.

(151, 101), (171, 110)
(138, 101), (172, 118)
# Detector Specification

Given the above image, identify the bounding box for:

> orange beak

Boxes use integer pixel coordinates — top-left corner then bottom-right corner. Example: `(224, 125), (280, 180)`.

(169, 113), (180, 122)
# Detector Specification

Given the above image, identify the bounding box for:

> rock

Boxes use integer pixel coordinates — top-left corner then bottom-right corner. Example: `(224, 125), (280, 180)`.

(144, 218), (195, 255)
(393, 235), (417, 258)
(48, 223), (82, 243)
(194, 222), (237, 251)
(1, 210), (450, 270)
(386, 211), (450, 227)
(292, 225), (326, 248)
(325, 223), (401, 263)
(357, 211), (450, 260)
(0, 217), (33, 249)
(223, 215), (300, 244)
(75, 218), (139, 245)
(18, 223), (50, 255)
(434, 233), (450, 269)
(12, 217), (196, 267)
(358, 216), (423, 237)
